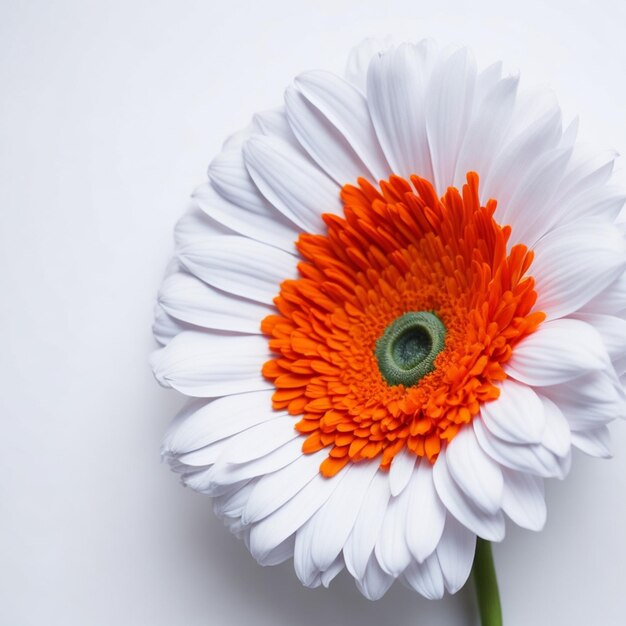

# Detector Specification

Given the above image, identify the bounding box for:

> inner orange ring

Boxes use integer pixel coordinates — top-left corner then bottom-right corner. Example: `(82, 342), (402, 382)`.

(262, 172), (545, 477)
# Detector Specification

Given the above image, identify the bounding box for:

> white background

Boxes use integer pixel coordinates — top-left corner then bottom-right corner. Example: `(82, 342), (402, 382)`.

(2, 1), (626, 624)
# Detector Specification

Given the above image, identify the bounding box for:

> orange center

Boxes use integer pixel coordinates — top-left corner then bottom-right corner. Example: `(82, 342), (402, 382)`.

(261, 172), (545, 477)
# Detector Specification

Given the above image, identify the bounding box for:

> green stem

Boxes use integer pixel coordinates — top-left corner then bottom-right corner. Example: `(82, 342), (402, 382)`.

(472, 539), (503, 626)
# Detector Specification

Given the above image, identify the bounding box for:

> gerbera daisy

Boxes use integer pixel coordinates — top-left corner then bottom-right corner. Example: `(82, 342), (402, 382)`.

(151, 38), (626, 619)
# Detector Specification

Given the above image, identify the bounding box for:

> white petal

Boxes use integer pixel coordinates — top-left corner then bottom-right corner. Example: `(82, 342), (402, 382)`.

(474, 61), (503, 107)
(182, 466), (246, 496)
(475, 61), (502, 101)
(153, 303), (188, 346)
(483, 103), (561, 212)
(454, 75), (518, 188)
(174, 204), (234, 249)
(432, 447), (505, 541)
(215, 415), (299, 465)
(242, 448), (328, 524)
(308, 461), (379, 572)
(531, 220), (626, 320)
(159, 269), (272, 334)
(249, 466), (348, 562)
(150, 331), (272, 397)
(506, 319), (608, 386)
(208, 143), (272, 216)
(345, 36), (394, 92)
(559, 116), (579, 150)
(426, 46), (477, 191)
(294, 70), (390, 181)
(258, 535), (295, 566)
(474, 417), (562, 478)
(178, 437), (235, 468)
(406, 459), (446, 563)
(541, 369), (626, 429)
(366, 42), (435, 181)
(480, 379), (546, 444)
(501, 469), (546, 531)
(243, 134), (342, 233)
(499, 147), (572, 248)
(162, 389), (279, 454)
(580, 268), (626, 315)
(537, 394), (571, 457)
(572, 313), (626, 361)
(506, 87), (561, 144)
(194, 182), (299, 253)
(177, 235), (297, 305)
(294, 517), (319, 587)
(320, 555), (345, 588)
(285, 84), (370, 185)
(557, 147), (618, 206)
(252, 107), (302, 151)
(355, 553), (394, 601)
(403, 555), (445, 600)
(541, 169), (625, 239)
(446, 425), (504, 514)
(571, 426), (613, 458)
(374, 486), (412, 576)
(205, 437), (303, 488)
(213, 479), (257, 519)
(343, 471), (390, 580)
(388, 448), (416, 496)
(436, 515), (476, 594)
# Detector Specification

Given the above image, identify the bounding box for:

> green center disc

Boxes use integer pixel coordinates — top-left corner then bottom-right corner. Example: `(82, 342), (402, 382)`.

(375, 311), (447, 387)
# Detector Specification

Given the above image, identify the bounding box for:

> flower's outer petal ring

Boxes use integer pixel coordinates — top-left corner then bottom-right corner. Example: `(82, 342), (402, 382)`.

(180, 415), (298, 468)
(405, 459), (446, 563)
(453, 74), (519, 189)
(531, 220), (626, 320)
(344, 471), (390, 580)
(580, 268), (626, 315)
(446, 425), (504, 514)
(571, 313), (626, 361)
(243, 134), (342, 234)
(480, 379), (546, 445)
(355, 553), (395, 601)
(542, 369), (626, 430)
(473, 417), (563, 479)
(304, 461), (379, 573)
(174, 204), (234, 249)
(388, 448), (416, 497)
(432, 447), (505, 541)
(344, 36), (394, 92)
(537, 394), (571, 458)
(285, 84), (370, 186)
(482, 102), (562, 216)
(249, 465), (349, 563)
(366, 41), (435, 182)
(159, 269), (273, 334)
(162, 390), (278, 455)
(203, 438), (304, 490)
(153, 303), (189, 346)
(194, 182), (299, 253)
(150, 331), (272, 397)
(177, 235), (298, 305)
(402, 554), (445, 600)
(243, 449), (329, 525)
(293, 70), (391, 182)
(375, 485), (413, 577)
(506, 318), (609, 387)
(501, 469), (546, 531)
(571, 426), (613, 458)
(426, 46), (477, 192)
(435, 515), (476, 594)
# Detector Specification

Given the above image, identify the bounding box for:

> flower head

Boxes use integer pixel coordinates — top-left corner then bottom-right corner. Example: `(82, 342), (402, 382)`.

(152, 39), (626, 600)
